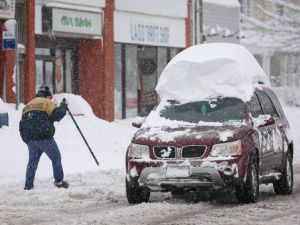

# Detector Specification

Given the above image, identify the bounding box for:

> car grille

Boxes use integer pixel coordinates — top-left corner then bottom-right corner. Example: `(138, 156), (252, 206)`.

(182, 145), (206, 158)
(153, 146), (176, 159)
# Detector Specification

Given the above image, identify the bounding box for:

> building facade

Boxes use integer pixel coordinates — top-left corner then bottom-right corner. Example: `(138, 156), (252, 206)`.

(192, 0), (241, 45)
(114, 0), (190, 119)
(0, 0), (191, 121)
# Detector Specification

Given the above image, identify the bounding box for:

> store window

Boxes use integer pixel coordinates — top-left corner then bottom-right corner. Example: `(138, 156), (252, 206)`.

(114, 44), (183, 119)
(35, 47), (78, 95)
(114, 44), (122, 120)
(126, 45), (138, 118)
(137, 46), (158, 116)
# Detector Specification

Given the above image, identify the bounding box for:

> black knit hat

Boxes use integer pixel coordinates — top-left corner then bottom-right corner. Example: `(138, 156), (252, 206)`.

(36, 86), (52, 98)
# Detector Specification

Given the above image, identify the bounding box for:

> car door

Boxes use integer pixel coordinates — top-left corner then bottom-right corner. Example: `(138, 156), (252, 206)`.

(250, 93), (272, 173)
(265, 90), (289, 171)
(256, 90), (283, 170)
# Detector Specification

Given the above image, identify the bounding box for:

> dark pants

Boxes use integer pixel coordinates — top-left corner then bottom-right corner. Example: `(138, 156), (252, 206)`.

(25, 138), (64, 188)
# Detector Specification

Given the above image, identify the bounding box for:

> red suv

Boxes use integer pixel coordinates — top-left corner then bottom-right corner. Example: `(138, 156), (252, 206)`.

(125, 86), (293, 204)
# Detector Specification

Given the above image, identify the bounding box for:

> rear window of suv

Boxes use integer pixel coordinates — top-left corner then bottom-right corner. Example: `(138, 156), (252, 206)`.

(159, 97), (245, 124)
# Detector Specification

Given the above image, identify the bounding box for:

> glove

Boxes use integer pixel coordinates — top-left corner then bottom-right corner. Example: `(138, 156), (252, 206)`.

(60, 98), (68, 110)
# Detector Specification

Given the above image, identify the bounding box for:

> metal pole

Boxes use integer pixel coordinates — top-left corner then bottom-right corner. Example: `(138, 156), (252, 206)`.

(199, 0), (203, 43)
(15, 22), (19, 110)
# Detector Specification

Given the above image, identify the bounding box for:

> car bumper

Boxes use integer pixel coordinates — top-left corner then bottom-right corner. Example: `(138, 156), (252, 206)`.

(128, 157), (245, 191)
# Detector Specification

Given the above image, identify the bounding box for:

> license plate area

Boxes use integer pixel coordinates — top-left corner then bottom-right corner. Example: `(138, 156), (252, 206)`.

(166, 166), (190, 178)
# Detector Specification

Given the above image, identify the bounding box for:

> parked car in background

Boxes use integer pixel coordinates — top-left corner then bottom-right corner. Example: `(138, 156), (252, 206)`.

(125, 43), (293, 204)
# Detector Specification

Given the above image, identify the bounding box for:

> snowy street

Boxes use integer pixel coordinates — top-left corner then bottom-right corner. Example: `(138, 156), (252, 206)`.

(0, 98), (300, 225)
(1, 166), (300, 225)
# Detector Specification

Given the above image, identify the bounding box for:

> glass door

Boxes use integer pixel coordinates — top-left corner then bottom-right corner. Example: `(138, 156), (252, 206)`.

(35, 59), (54, 93)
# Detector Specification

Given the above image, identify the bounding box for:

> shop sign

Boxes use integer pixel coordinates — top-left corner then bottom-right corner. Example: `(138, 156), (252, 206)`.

(2, 31), (15, 50)
(115, 11), (186, 47)
(52, 8), (102, 36)
(0, 0), (15, 19)
(130, 23), (170, 45)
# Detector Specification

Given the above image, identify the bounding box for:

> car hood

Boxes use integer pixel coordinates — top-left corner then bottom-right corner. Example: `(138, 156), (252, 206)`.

(133, 124), (251, 146)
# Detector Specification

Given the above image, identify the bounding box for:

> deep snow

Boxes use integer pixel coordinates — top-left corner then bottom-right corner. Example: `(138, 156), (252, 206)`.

(156, 43), (270, 102)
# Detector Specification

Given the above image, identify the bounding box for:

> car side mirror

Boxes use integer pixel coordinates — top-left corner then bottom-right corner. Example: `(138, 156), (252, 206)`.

(132, 117), (146, 129)
(253, 115), (275, 127)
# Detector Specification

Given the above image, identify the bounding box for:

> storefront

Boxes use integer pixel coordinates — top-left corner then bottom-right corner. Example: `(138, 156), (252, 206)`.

(35, 3), (103, 95)
(114, 0), (189, 119)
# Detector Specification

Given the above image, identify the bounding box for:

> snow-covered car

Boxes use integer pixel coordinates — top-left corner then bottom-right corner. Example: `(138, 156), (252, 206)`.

(125, 43), (293, 204)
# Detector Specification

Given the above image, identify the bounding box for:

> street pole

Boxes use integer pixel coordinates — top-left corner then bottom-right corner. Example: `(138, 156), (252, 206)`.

(199, 0), (203, 43)
(15, 22), (19, 110)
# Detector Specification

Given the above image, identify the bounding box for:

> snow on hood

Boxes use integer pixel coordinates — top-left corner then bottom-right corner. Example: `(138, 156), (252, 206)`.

(134, 124), (250, 145)
(156, 43), (270, 102)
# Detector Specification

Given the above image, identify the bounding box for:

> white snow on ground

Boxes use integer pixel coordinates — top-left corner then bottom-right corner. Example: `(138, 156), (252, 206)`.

(0, 94), (137, 184)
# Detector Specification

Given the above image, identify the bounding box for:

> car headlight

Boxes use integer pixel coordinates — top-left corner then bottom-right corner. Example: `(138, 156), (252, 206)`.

(128, 143), (149, 159)
(210, 140), (242, 157)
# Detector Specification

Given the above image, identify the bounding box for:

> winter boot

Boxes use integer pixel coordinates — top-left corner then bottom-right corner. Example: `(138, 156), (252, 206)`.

(54, 180), (69, 189)
(24, 186), (33, 190)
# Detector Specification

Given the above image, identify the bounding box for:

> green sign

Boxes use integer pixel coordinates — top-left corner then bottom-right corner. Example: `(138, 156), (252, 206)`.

(61, 16), (92, 29)
(52, 8), (102, 36)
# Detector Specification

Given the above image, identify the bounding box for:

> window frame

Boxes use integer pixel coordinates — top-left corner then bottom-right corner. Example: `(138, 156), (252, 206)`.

(256, 91), (279, 118)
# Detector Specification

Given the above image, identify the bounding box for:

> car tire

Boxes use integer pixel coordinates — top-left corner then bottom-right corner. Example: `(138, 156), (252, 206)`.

(235, 154), (259, 203)
(273, 152), (293, 195)
(126, 178), (150, 204)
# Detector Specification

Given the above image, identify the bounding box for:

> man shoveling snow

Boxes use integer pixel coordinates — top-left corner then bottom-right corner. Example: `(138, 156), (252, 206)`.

(19, 86), (69, 190)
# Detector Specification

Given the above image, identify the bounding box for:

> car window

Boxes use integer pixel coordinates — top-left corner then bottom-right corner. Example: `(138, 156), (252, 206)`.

(265, 90), (285, 118)
(257, 91), (279, 117)
(159, 97), (245, 124)
(250, 94), (263, 118)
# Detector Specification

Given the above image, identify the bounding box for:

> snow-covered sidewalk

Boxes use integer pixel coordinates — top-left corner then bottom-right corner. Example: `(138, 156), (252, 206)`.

(0, 95), (137, 186)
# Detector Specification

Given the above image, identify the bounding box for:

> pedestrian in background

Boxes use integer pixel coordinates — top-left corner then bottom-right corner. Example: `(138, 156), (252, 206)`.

(19, 86), (69, 190)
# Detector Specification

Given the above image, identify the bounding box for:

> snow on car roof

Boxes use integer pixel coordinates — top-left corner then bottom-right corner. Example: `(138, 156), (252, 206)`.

(156, 43), (270, 102)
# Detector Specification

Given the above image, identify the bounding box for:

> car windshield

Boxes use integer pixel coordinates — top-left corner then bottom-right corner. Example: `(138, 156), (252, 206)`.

(159, 97), (246, 124)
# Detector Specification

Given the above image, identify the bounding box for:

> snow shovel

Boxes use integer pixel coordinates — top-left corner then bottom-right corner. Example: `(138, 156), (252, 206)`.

(63, 98), (100, 166)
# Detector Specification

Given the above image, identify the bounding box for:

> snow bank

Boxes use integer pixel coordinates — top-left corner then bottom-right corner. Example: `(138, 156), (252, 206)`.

(156, 43), (270, 102)
(0, 94), (137, 184)
(53, 93), (95, 117)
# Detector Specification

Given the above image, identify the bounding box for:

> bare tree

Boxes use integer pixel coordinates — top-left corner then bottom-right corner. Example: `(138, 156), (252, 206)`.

(241, 0), (300, 50)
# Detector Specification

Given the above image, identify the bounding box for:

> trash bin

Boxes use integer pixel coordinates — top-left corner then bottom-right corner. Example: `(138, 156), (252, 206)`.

(0, 113), (9, 128)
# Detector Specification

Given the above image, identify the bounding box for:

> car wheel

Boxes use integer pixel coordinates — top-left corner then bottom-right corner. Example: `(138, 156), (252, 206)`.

(126, 178), (150, 204)
(236, 154), (259, 203)
(273, 152), (293, 195)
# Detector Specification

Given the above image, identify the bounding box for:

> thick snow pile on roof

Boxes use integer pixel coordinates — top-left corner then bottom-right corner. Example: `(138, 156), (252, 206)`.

(156, 43), (270, 102)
